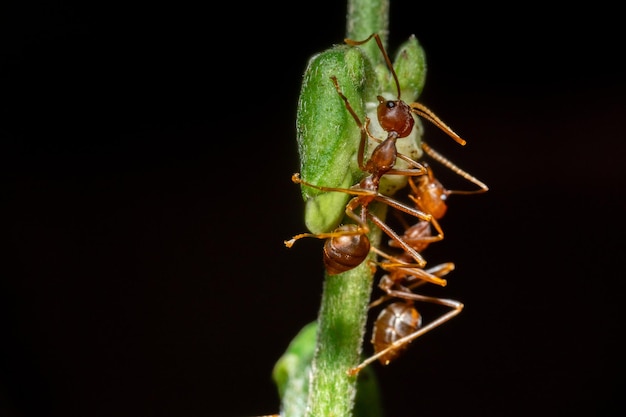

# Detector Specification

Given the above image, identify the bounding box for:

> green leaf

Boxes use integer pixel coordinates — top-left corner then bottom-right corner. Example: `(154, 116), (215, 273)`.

(273, 321), (384, 417)
(272, 322), (317, 417)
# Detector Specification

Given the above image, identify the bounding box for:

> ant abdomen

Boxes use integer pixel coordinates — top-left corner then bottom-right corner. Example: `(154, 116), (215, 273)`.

(372, 301), (422, 365)
(388, 219), (432, 253)
(323, 224), (371, 275)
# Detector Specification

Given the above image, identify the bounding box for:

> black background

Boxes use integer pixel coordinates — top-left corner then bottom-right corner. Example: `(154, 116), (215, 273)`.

(2, 2), (625, 416)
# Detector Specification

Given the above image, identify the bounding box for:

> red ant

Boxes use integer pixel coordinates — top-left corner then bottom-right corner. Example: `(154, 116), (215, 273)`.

(285, 76), (438, 275)
(286, 33), (474, 275)
(347, 259), (463, 376)
(343, 207), (462, 375)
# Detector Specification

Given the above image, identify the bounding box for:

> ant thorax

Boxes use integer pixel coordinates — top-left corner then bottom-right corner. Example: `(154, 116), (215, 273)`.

(365, 93), (424, 197)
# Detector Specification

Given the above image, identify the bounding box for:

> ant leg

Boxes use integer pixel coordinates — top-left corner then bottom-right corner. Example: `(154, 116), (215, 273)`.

(374, 194), (444, 245)
(291, 173), (377, 198)
(414, 262), (456, 283)
(329, 76), (372, 171)
(381, 263), (454, 293)
(366, 210), (429, 269)
(344, 33), (401, 99)
(383, 160), (428, 177)
(285, 198), (369, 247)
(384, 262), (456, 301)
(284, 224), (367, 248)
(369, 247), (449, 289)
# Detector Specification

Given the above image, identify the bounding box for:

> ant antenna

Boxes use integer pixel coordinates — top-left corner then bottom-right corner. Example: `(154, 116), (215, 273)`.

(346, 33), (467, 146)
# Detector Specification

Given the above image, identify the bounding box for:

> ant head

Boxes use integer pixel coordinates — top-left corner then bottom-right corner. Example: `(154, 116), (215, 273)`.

(376, 95), (414, 138)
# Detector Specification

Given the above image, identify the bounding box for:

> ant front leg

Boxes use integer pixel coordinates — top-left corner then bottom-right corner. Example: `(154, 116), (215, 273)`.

(284, 204), (372, 275)
(290, 173), (378, 200)
(284, 221), (368, 248)
(284, 192), (371, 248)
(329, 75), (375, 171)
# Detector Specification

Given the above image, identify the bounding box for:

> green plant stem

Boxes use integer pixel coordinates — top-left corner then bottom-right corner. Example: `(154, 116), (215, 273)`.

(305, 212), (385, 417)
(304, 3), (390, 416)
(346, 0), (390, 61)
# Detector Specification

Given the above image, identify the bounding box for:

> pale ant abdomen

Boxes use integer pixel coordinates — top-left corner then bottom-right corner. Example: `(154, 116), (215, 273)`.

(372, 301), (422, 365)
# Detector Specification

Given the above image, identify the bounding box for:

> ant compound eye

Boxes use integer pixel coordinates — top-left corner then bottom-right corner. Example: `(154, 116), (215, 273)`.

(386, 101), (396, 109)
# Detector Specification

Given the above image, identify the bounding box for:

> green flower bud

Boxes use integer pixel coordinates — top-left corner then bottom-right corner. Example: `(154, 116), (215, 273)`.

(296, 45), (377, 234)
(393, 34), (427, 102)
(366, 34), (426, 103)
